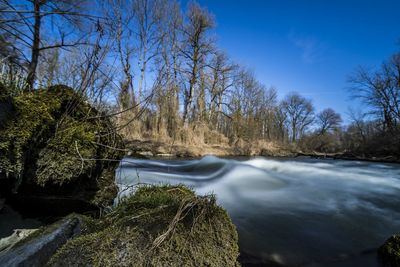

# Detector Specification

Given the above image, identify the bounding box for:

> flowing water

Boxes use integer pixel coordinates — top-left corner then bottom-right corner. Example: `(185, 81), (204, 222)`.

(115, 156), (400, 267)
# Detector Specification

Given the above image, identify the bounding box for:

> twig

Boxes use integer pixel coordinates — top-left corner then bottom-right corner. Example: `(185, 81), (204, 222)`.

(75, 141), (84, 175)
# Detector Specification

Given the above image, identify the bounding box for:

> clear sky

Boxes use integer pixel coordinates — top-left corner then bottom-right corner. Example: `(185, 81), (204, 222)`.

(183, 0), (400, 122)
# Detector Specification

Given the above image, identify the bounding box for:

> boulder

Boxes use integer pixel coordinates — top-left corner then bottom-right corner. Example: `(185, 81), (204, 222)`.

(0, 84), (124, 213)
(379, 234), (400, 267)
(48, 185), (240, 267)
(0, 229), (38, 253)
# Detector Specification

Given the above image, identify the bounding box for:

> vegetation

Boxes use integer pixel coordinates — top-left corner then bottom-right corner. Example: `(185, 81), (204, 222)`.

(345, 53), (400, 159)
(0, 84), (123, 208)
(379, 234), (400, 267)
(48, 185), (240, 267)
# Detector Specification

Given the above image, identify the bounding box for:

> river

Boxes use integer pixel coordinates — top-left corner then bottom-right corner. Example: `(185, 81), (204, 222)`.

(116, 156), (400, 267)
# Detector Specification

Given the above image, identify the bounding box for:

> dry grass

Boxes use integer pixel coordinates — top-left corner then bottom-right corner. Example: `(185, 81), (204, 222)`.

(118, 113), (296, 157)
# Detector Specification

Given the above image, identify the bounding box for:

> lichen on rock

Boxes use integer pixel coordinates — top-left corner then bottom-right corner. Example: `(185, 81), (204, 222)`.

(48, 185), (240, 267)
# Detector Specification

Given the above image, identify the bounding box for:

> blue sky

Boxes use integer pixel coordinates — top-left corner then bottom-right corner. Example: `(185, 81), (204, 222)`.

(183, 0), (400, 122)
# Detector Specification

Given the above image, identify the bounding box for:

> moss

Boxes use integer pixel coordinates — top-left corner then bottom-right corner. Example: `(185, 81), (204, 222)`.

(48, 185), (240, 267)
(0, 84), (123, 207)
(35, 118), (97, 186)
(91, 169), (119, 208)
(0, 91), (59, 183)
(379, 234), (400, 267)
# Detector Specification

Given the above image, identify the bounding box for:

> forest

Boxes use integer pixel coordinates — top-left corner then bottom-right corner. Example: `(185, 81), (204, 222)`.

(0, 0), (399, 158)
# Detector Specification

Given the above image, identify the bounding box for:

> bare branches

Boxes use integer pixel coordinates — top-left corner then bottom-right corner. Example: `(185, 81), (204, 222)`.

(281, 92), (315, 142)
(316, 108), (342, 135)
(0, 9), (105, 20)
(348, 53), (400, 132)
(181, 2), (214, 126)
(0, 0), (103, 89)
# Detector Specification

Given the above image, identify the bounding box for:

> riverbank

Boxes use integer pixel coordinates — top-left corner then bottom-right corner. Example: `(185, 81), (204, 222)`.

(296, 151), (400, 164)
(125, 139), (297, 158)
(125, 139), (400, 163)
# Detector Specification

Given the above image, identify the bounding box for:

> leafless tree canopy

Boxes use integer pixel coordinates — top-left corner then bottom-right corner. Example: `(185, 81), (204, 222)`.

(1, 0), (399, 156)
(281, 92), (314, 142)
(344, 52), (400, 157)
(316, 108), (342, 135)
(348, 53), (400, 132)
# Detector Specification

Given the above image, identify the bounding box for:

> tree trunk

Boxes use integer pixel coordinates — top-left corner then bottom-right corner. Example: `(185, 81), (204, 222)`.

(26, 0), (42, 90)
(138, 46), (147, 107)
(197, 72), (206, 122)
(292, 122), (296, 143)
(183, 54), (198, 127)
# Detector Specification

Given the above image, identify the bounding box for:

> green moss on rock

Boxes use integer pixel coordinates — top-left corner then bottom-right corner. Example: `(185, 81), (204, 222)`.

(379, 234), (400, 267)
(0, 90), (59, 182)
(36, 118), (96, 185)
(0, 84), (123, 208)
(48, 185), (240, 267)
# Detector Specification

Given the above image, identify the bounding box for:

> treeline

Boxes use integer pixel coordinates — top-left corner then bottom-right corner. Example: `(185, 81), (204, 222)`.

(344, 52), (400, 157)
(0, 0), (398, 156)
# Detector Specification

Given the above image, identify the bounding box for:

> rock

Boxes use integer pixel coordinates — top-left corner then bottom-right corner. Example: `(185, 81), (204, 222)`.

(0, 84), (124, 213)
(139, 151), (154, 157)
(156, 153), (175, 158)
(0, 229), (38, 253)
(0, 216), (82, 267)
(48, 185), (240, 267)
(379, 234), (400, 267)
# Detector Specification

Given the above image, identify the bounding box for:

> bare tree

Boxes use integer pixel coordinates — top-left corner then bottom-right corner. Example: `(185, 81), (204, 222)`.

(229, 68), (265, 141)
(180, 2), (214, 127)
(258, 87), (278, 140)
(0, 0), (97, 90)
(207, 51), (237, 130)
(152, 0), (181, 137)
(106, 0), (136, 109)
(346, 107), (368, 145)
(281, 92), (314, 142)
(348, 52), (400, 133)
(134, 0), (162, 104)
(274, 105), (288, 142)
(316, 108), (342, 135)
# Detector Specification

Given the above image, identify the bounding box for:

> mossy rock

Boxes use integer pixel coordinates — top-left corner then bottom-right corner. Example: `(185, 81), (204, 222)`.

(379, 235), (400, 267)
(0, 84), (123, 209)
(48, 185), (240, 267)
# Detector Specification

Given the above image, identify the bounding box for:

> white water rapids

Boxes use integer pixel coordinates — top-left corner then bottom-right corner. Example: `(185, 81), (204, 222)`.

(115, 156), (400, 267)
